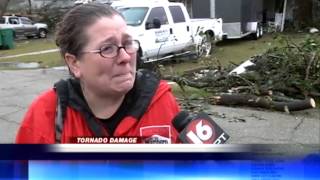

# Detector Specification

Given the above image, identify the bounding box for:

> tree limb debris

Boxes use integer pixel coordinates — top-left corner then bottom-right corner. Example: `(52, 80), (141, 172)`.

(210, 94), (316, 112)
(162, 75), (208, 89)
(163, 36), (320, 112)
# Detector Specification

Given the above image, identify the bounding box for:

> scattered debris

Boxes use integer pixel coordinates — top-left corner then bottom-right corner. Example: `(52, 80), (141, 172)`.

(228, 118), (246, 123)
(310, 27), (319, 34)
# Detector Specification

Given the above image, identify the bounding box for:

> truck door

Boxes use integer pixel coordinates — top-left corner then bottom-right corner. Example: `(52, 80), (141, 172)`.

(20, 17), (37, 37)
(168, 5), (192, 51)
(8, 17), (23, 37)
(144, 7), (175, 57)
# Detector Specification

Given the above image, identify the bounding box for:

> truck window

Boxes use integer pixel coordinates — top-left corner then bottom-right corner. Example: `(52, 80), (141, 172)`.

(146, 7), (168, 25)
(118, 7), (148, 26)
(169, 6), (185, 23)
(9, 17), (19, 24)
(21, 18), (32, 25)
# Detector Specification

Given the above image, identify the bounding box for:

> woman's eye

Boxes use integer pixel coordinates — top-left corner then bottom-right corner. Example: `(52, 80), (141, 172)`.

(102, 45), (114, 53)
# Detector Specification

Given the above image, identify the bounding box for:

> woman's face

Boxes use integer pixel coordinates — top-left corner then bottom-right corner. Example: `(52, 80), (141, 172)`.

(74, 15), (137, 96)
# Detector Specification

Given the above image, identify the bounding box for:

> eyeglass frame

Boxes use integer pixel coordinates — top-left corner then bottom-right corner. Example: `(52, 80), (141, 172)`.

(81, 40), (140, 58)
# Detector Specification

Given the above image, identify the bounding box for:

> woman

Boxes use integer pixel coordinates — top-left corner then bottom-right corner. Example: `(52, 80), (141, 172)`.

(16, 3), (180, 143)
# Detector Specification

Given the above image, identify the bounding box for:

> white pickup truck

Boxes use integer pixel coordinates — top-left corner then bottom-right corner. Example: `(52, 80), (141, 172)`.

(112, 0), (224, 64)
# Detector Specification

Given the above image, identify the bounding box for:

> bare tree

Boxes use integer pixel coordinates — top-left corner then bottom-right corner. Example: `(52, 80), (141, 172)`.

(0, 0), (10, 16)
(27, 0), (32, 14)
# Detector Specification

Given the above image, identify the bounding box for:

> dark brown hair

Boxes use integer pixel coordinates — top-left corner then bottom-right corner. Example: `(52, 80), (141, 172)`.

(55, 3), (121, 58)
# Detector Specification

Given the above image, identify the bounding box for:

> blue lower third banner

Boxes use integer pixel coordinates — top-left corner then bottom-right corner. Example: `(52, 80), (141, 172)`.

(0, 161), (28, 180)
(28, 157), (320, 180)
(0, 144), (319, 179)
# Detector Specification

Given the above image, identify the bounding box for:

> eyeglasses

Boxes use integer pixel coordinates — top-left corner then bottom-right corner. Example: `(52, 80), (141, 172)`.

(82, 40), (139, 58)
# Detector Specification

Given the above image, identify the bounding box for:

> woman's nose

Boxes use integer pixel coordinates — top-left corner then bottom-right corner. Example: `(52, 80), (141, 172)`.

(116, 48), (133, 63)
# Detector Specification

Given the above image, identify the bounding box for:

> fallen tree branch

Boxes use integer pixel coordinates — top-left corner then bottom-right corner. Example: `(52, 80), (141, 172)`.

(272, 87), (320, 98)
(163, 75), (208, 88)
(305, 52), (316, 81)
(210, 94), (316, 112)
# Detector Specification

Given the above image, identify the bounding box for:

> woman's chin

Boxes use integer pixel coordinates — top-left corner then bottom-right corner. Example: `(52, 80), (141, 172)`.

(114, 80), (134, 93)
(110, 73), (135, 94)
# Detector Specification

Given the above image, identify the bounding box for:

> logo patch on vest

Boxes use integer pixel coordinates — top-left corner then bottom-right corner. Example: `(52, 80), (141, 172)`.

(140, 125), (171, 144)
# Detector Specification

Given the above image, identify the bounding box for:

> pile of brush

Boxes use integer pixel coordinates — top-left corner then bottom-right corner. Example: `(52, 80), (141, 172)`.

(164, 36), (320, 112)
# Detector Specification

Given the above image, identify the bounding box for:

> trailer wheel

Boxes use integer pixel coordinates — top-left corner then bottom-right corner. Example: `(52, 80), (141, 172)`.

(259, 25), (263, 37)
(197, 32), (213, 58)
(252, 24), (263, 40)
(253, 28), (260, 40)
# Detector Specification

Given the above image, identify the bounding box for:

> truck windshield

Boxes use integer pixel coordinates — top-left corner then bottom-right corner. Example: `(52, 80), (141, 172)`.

(118, 7), (148, 26)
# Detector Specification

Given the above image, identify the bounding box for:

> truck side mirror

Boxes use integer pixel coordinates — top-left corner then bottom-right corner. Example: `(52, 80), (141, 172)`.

(152, 18), (161, 29)
(145, 18), (161, 30)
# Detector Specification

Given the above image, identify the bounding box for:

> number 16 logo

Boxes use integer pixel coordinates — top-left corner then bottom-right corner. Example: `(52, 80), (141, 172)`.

(186, 119), (215, 144)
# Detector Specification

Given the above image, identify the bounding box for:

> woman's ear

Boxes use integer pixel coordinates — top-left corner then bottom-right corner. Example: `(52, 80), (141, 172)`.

(65, 53), (81, 78)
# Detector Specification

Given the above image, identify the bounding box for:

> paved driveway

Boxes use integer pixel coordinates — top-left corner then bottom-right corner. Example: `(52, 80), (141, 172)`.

(0, 68), (68, 143)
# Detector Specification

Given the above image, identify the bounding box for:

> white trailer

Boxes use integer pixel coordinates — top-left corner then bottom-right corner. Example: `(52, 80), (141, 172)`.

(192, 0), (264, 39)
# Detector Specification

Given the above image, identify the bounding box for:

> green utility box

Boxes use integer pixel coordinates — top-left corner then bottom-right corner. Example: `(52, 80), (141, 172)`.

(0, 33), (2, 47)
(0, 28), (14, 49)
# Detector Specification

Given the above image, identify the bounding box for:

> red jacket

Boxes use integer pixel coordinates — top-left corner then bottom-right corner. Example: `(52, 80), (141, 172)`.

(16, 71), (180, 144)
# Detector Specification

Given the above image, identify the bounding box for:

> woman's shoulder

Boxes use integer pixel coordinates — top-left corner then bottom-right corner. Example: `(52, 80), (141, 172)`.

(23, 88), (58, 125)
(16, 89), (58, 144)
(30, 88), (57, 109)
(158, 80), (172, 91)
(135, 69), (173, 101)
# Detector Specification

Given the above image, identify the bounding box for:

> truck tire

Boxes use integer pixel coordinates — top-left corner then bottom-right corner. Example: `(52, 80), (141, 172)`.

(197, 32), (213, 58)
(38, 29), (47, 38)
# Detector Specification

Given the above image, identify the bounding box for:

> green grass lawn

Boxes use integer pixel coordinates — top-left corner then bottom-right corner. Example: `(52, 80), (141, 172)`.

(0, 37), (63, 69)
(0, 38), (58, 56)
(163, 32), (310, 73)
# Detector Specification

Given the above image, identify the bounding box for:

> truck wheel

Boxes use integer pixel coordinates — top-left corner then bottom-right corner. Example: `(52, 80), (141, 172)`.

(38, 29), (47, 38)
(197, 33), (212, 58)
